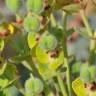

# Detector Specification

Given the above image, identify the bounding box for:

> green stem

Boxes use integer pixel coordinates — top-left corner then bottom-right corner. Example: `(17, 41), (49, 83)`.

(80, 10), (96, 65)
(57, 75), (67, 96)
(89, 32), (96, 65)
(62, 12), (73, 96)
(79, 10), (93, 37)
(42, 82), (54, 96)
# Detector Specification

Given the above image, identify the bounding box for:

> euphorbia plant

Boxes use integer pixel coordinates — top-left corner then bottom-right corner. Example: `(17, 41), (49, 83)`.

(0, 0), (96, 96)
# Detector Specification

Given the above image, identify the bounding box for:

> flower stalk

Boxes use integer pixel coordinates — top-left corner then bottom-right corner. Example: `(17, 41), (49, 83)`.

(62, 12), (73, 96)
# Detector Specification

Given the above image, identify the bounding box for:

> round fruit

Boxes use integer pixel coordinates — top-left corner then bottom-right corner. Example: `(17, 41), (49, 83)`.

(26, 0), (43, 13)
(5, 0), (22, 12)
(25, 74), (43, 95)
(39, 34), (57, 51)
(23, 16), (40, 32)
(80, 64), (91, 83)
(89, 65), (96, 82)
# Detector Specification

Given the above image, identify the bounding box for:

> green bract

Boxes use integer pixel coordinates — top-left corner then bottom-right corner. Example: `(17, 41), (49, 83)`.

(27, 32), (37, 49)
(5, 0), (22, 12)
(0, 62), (7, 75)
(26, 0), (43, 14)
(80, 65), (96, 83)
(39, 34), (57, 51)
(25, 74), (43, 96)
(23, 16), (40, 32)
(36, 47), (49, 64)
(49, 52), (64, 70)
(0, 39), (4, 51)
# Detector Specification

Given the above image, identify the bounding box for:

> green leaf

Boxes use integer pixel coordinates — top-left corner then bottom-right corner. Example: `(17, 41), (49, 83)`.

(36, 46), (49, 64)
(25, 74), (43, 96)
(27, 32), (37, 49)
(63, 4), (81, 14)
(3, 62), (17, 80)
(0, 76), (19, 90)
(10, 33), (29, 56)
(0, 62), (7, 76)
(10, 54), (30, 64)
(0, 39), (4, 51)
(74, 27), (90, 39)
(10, 33), (30, 63)
(5, 0), (22, 12)
(26, 0), (43, 13)
(24, 16), (40, 32)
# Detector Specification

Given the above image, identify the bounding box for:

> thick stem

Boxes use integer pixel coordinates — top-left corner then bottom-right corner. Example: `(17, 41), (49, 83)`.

(43, 84), (54, 96)
(62, 12), (73, 96)
(89, 32), (96, 65)
(89, 40), (95, 65)
(57, 75), (67, 96)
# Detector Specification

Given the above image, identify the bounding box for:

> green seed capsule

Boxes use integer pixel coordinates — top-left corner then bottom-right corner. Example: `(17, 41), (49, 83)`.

(26, 0), (34, 11)
(89, 65), (96, 82)
(23, 16), (40, 32)
(25, 74), (43, 95)
(5, 0), (22, 12)
(80, 64), (91, 83)
(26, 0), (43, 13)
(39, 34), (57, 51)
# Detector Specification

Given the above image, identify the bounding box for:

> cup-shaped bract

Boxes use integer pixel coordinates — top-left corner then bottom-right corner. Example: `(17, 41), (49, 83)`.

(5, 0), (22, 12)
(39, 34), (57, 51)
(26, 0), (44, 14)
(23, 16), (40, 32)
